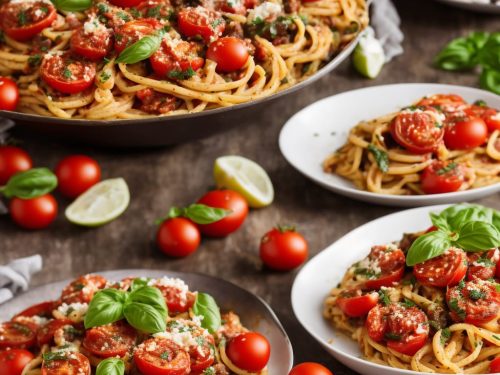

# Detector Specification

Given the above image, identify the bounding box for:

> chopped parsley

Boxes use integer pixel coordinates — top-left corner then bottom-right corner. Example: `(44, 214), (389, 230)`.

(12, 323), (32, 336)
(345, 21), (359, 34)
(18, 11), (28, 27)
(440, 328), (451, 345)
(400, 298), (416, 308)
(210, 18), (223, 29)
(28, 54), (42, 67)
(251, 17), (264, 25)
(160, 351), (170, 360)
(117, 12), (131, 22)
(428, 320), (441, 331)
(474, 99), (487, 107)
(448, 298), (466, 320)
(97, 3), (109, 14)
(436, 162), (458, 175)
(475, 254), (496, 267)
(378, 288), (391, 306)
(353, 267), (379, 279)
(495, 283), (500, 292)
(73, 282), (85, 291)
(129, 7), (141, 18)
(66, 306), (75, 315)
(168, 67), (196, 80)
(39, 6), (48, 13)
(202, 368), (215, 375)
(115, 33), (123, 42)
(100, 71), (111, 83)
(367, 144), (389, 173)
(103, 57), (111, 64)
(42, 352), (67, 362)
(468, 289), (485, 301)
(64, 326), (83, 336)
(493, 334), (500, 341)
(402, 276), (416, 286)
(384, 332), (401, 341)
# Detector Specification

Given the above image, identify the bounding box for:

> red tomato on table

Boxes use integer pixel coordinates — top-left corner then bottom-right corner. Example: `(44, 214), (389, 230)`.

(420, 160), (465, 194)
(0, 1), (57, 41)
(226, 332), (270, 372)
(0, 349), (35, 375)
(156, 218), (201, 258)
(0, 146), (32, 185)
(259, 227), (308, 271)
(55, 155), (101, 199)
(0, 77), (19, 111)
(9, 194), (58, 230)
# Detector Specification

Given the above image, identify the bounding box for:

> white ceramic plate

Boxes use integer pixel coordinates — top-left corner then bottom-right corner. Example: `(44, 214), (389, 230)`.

(291, 204), (450, 375)
(434, 0), (500, 14)
(0, 269), (293, 375)
(279, 83), (500, 207)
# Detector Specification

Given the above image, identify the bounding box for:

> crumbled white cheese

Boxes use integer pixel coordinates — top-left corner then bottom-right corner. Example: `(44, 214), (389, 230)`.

(247, 2), (282, 22)
(57, 302), (88, 316)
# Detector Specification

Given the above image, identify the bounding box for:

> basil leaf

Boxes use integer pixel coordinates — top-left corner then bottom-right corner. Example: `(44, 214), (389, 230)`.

(192, 293), (221, 334)
(130, 278), (150, 291)
(493, 211), (500, 232)
(123, 302), (166, 333)
(128, 286), (168, 318)
(116, 31), (164, 64)
(430, 212), (450, 232)
(478, 32), (500, 70)
(184, 204), (231, 224)
(480, 67), (500, 95)
(0, 168), (58, 199)
(52, 0), (92, 11)
(454, 221), (500, 251)
(447, 206), (493, 232)
(96, 358), (125, 375)
(84, 289), (127, 329)
(367, 144), (389, 173)
(406, 230), (452, 266)
(434, 37), (477, 71)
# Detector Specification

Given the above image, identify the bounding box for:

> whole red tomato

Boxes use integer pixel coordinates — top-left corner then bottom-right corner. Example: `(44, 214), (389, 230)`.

(0, 77), (19, 111)
(197, 190), (248, 237)
(9, 194), (58, 230)
(444, 117), (488, 150)
(55, 155), (101, 198)
(156, 217), (201, 257)
(289, 363), (333, 375)
(0, 146), (32, 185)
(260, 227), (308, 271)
(226, 332), (270, 372)
(0, 349), (35, 375)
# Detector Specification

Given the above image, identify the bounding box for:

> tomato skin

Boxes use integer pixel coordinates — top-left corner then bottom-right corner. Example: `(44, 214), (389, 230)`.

(0, 322), (37, 350)
(386, 332), (428, 356)
(40, 54), (96, 94)
(134, 338), (191, 375)
(0, 2), (57, 42)
(197, 190), (248, 237)
(156, 218), (201, 258)
(444, 117), (488, 150)
(82, 321), (137, 358)
(420, 160), (465, 195)
(288, 363), (332, 375)
(467, 250), (499, 281)
(61, 274), (107, 304)
(151, 282), (196, 314)
(417, 94), (466, 113)
(414, 247), (467, 288)
(41, 352), (90, 375)
(0, 77), (19, 111)
(177, 7), (225, 42)
(36, 319), (76, 346)
(490, 356), (500, 373)
(336, 290), (378, 317)
(9, 195), (58, 230)
(70, 26), (112, 61)
(358, 245), (406, 290)
(0, 349), (35, 375)
(109, 0), (144, 6)
(149, 39), (204, 78)
(259, 227), (308, 271)
(114, 19), (162, 53)
(206, 37), (249, 73)
(0, 146), (32, 185)
(55, 155), (101, 199)
(483, 109), (500, 132)
(14, 301), (55, 319)
(226, 332), (270, 373)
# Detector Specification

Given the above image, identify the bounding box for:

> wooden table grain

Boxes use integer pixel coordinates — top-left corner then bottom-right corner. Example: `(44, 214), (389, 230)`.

(1, 1), (499, 373)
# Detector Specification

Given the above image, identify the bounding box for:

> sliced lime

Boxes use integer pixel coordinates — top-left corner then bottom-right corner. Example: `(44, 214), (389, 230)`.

(214, 156), (274, 208)
(353, 28), (386, 79)
(65, 178), (130, 227)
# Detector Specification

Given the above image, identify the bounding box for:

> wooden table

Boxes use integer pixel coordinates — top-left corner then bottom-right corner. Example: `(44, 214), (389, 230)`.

(1, 1), (499, 373)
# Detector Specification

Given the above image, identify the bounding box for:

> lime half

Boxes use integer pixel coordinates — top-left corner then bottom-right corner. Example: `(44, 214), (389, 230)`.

(65, 178), (130, 227)
(353, 27), (385, 79)
(214, 156), (274, 208)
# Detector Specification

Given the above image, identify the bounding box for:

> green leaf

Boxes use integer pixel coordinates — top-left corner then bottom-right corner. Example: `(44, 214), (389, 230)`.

(52, 0), (92, 11)
(0, 168), (58, 199)
(434, 37), (477, 71)
(367, 144), (389, 173)
(84, 289), (127, 329)
(454, 221), (500, 251)
(378, 289), (391, 306)
(406, 230), (452, 266)
(42, 352), (68, 362)
(184, 204), (231, 225)
(480, 67), (500, 95)
(478, 32), (500, 70)
(130, 278), (150, 291)
(123, 302), (166, 333)
(96, 358), (125, 375)
(192, 293), (221, 334)
(128, 286), (168, 318)
(447, 206), (494, 232)
(430, 212), (450, 232)
(116, 31), (164, 64)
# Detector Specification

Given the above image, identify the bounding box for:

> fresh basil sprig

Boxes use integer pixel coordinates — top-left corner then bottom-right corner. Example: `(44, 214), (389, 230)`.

(192, 292), (221, 334)
(0, 168), (57, 199)
(406, 205), (500, 266)
(96, 358), (125, 375)
(156, 204), (231, 225)
(51, 0), (93, 11)
(480, 68), (500, 95)
(116, 30), (165, 64)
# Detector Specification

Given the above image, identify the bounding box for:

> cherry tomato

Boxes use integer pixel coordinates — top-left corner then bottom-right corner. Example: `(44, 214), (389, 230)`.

(468, 250), (499, 281)
(82, 320), (137, 358)
(114, 19), (162, 53)
(226, 332), (270, 372)
(447, 279), (500, 325)
(156, 218), (201, 258)
(464, 104), (500, 132)
(0, 146), (32, 185)
(9, 194), (57, 230)
(37, 319), (78, 346)
(0, 77), (19, 111)
(41, 352), (90, 375)
(60, 274), (107, 304)
(177, 7), (225, 42)
(420, 160), (465, 194)
(150, 38), (204, 78)
(0, 322), (37, 349)
(14, 301), (55, 319)
(0, 1), (57, 42)
(336, 289), (379, 317)
(0, 349), (35, 375)
(109, 0), (144, 6)
(417, 94), (466, 113)
(40, 53), (96, 94)
(259, 227), (308, 271)
(490, 356), (500, 373)
(149, 279), (196, 314)
(136, 0), (174, 19)
(70, 25), (112, 61)
(354, 245), (405, 290)
(197, 190), (248, 237)
(444, 117), (488, 150)
(55, 155), (101, 199)
(289, 363), (332, 375)
(390, 108), (444, 154)
(134, 338), (191, 375)
(414, 247), (467, 287)
(206, 37), (249, 73)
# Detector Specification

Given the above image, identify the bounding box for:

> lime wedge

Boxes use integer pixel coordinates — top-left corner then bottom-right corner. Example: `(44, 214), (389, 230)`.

(353, 27), (385, 79)
(65, 178), (130, 227)
(214, 156), (274, 208)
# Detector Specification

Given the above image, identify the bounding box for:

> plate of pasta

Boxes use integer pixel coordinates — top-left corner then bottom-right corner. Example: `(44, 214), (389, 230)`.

(292, 203), (500, 375)
(0, 269), (294, 375)
(0, 0), (367, 146)
(279, 83), (500, 207)
(434, 0), (500, 14)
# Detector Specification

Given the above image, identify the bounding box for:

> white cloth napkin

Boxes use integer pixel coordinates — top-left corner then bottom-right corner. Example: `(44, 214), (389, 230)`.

(370, 0), (404, 62)
(0, 255), (43, 304)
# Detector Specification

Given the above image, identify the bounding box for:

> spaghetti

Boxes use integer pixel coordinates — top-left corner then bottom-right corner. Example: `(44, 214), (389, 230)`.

(323, 94), (500, 195)
(0, 0), (367, 119)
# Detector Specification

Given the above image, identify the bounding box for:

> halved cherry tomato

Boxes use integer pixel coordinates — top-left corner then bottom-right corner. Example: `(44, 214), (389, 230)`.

(226, 332), (270, 373)
(55, 155), (101, 199)
(41, 352), (90, 375)
(386, 329), (428, 356)
(114, 19), (162, 53)
(150, 38), (204, 78)
(14, 301), (55, 319)
(156, 218), (201, 258)
(134, 338), (191, 375)
(0, 349), (35, 375)
(136, 0), (174, 19)
(149, 279), (196, 314)
(365, 304), (387, 342)
(0, 146), (32, 185)
(468, 250), (499, 281)
(288, 363), (332, 375)
(216, 0), (246, 14)
(136, 89), (178, 114)
(0, 77), (19, 111)
(464, 103), (500, 132)
(40, 53), (96, 94)
(444, 117), (488, 150)
(206, 37), (249, 73)
(447, 279), (500, 325)
(109, 0), (144, 6)
(82, 320), (137, 358)
(0, 1), (57, 42)
(177, 7), (225, 42)
(70, 24), (112, 61)
(354, 245), (405, 290)
(9, 195), (58, 230)
(37, 319), (79, 346)
(417, 94), (466, 113)
(490, 356), (500, 373)
(414, 247), (467, 287)
(420, 160), (465, 194)
(336, 289), (378, 317)
(259, 227), (308, 271)
(390, 107), (445, 154)
(60, 274), (107, 304)
(0, 322), (36, 349)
